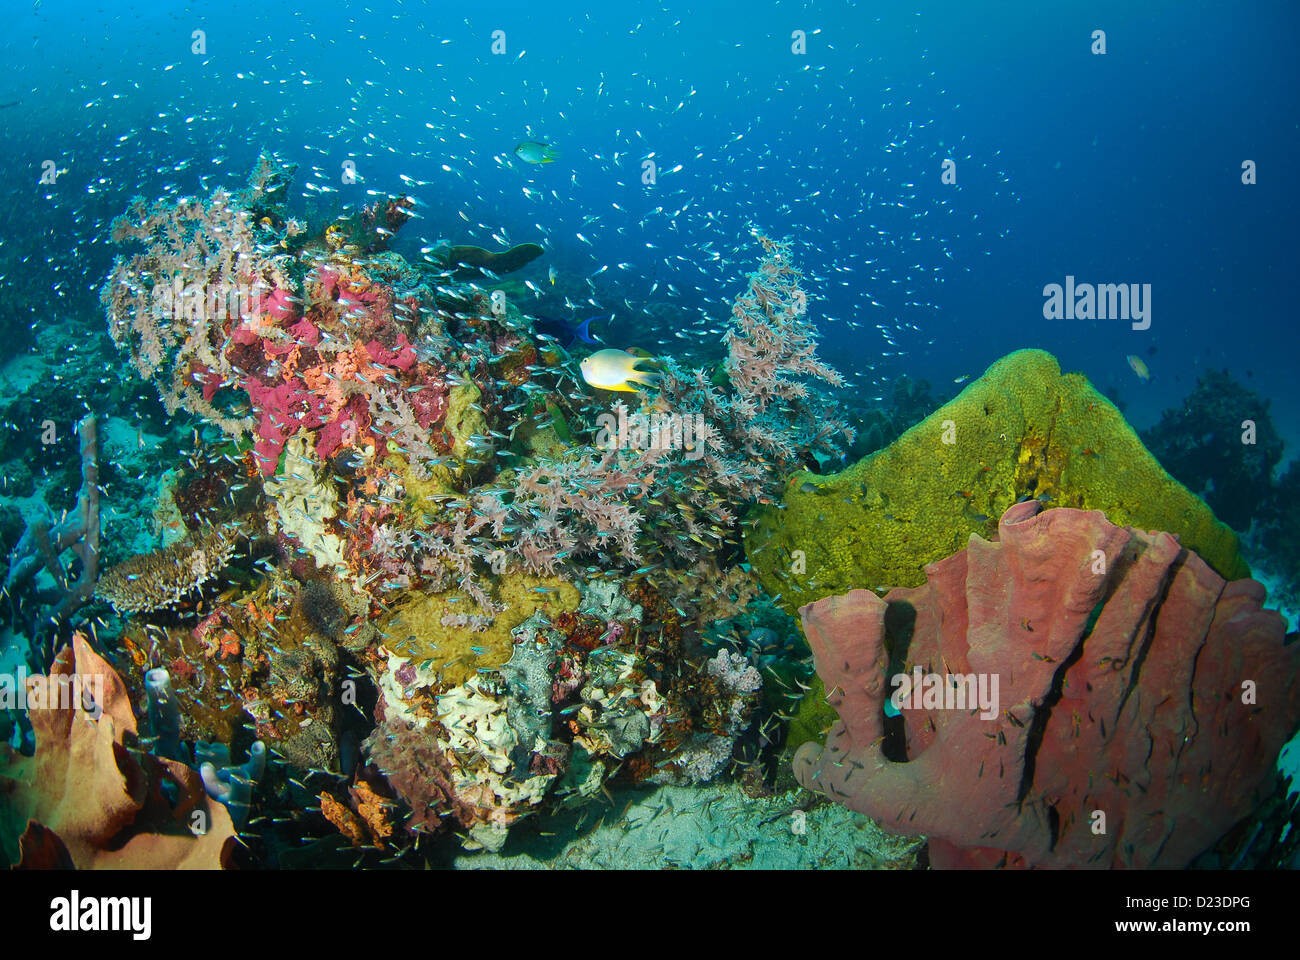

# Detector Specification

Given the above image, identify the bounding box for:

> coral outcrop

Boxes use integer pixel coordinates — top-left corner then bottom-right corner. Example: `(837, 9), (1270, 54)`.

(793, 501), (1300, 868)
(91, 159), (848, 859)
(362, 576), (764, 852)
(746, 349), (1248, 614)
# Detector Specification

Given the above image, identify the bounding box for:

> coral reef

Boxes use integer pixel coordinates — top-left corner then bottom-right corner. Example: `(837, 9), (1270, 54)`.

(793, 501), (1300, 868)
(7, 135), (1289, 875)
(746, 348), (1249, 615)
(73, 158), (854, 863)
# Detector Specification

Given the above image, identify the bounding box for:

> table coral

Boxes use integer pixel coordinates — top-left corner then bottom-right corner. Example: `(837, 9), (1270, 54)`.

(95, 522), (241, 614)
(793, 501), (1300, 868)
(746, 348), (1249, 615)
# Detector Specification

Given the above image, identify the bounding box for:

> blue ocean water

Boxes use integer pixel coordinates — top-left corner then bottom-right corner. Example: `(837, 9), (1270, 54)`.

(5, 0), (1296, 447)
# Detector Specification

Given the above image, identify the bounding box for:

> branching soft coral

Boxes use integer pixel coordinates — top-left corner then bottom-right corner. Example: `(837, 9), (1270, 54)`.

(726, 236), (839, 398)
(103, 156), (457, 479)
(685, 231), (853, 468)
(435, 233), (853, 582)
(101, 188), (292, 437)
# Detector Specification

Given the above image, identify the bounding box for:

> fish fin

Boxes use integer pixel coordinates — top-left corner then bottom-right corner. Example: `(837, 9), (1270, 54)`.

(574, 316), (602, 344)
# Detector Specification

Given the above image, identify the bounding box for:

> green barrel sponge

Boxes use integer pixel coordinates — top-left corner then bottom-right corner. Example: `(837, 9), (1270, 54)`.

(745, 348), (1248, 615)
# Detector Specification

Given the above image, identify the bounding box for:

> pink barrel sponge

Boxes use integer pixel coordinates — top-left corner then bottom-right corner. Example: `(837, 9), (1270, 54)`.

(793, 500), (1300, 868)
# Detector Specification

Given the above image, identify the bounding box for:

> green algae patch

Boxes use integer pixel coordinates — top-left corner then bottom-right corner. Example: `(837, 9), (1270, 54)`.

(745, 349), (1248, 615)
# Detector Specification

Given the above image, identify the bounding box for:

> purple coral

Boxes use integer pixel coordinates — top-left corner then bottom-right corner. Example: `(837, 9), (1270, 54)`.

(393, 660), (417, 687)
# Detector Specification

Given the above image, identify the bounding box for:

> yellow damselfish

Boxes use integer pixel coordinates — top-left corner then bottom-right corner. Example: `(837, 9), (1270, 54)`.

(579, 348), (662, 393)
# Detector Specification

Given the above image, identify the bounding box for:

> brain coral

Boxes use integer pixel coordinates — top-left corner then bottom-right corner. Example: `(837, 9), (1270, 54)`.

(745, 348), (1248, 614)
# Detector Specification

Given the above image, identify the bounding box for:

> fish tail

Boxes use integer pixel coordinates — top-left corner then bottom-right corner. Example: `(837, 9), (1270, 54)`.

(574, 316), (601, 343)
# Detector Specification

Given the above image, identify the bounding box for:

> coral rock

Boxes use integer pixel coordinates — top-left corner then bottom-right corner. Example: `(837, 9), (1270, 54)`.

(793, 501), (1300, 868)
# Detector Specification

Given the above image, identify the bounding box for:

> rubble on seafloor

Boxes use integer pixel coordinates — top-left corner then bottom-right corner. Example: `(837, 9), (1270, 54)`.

(453, 781), (923, 870)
